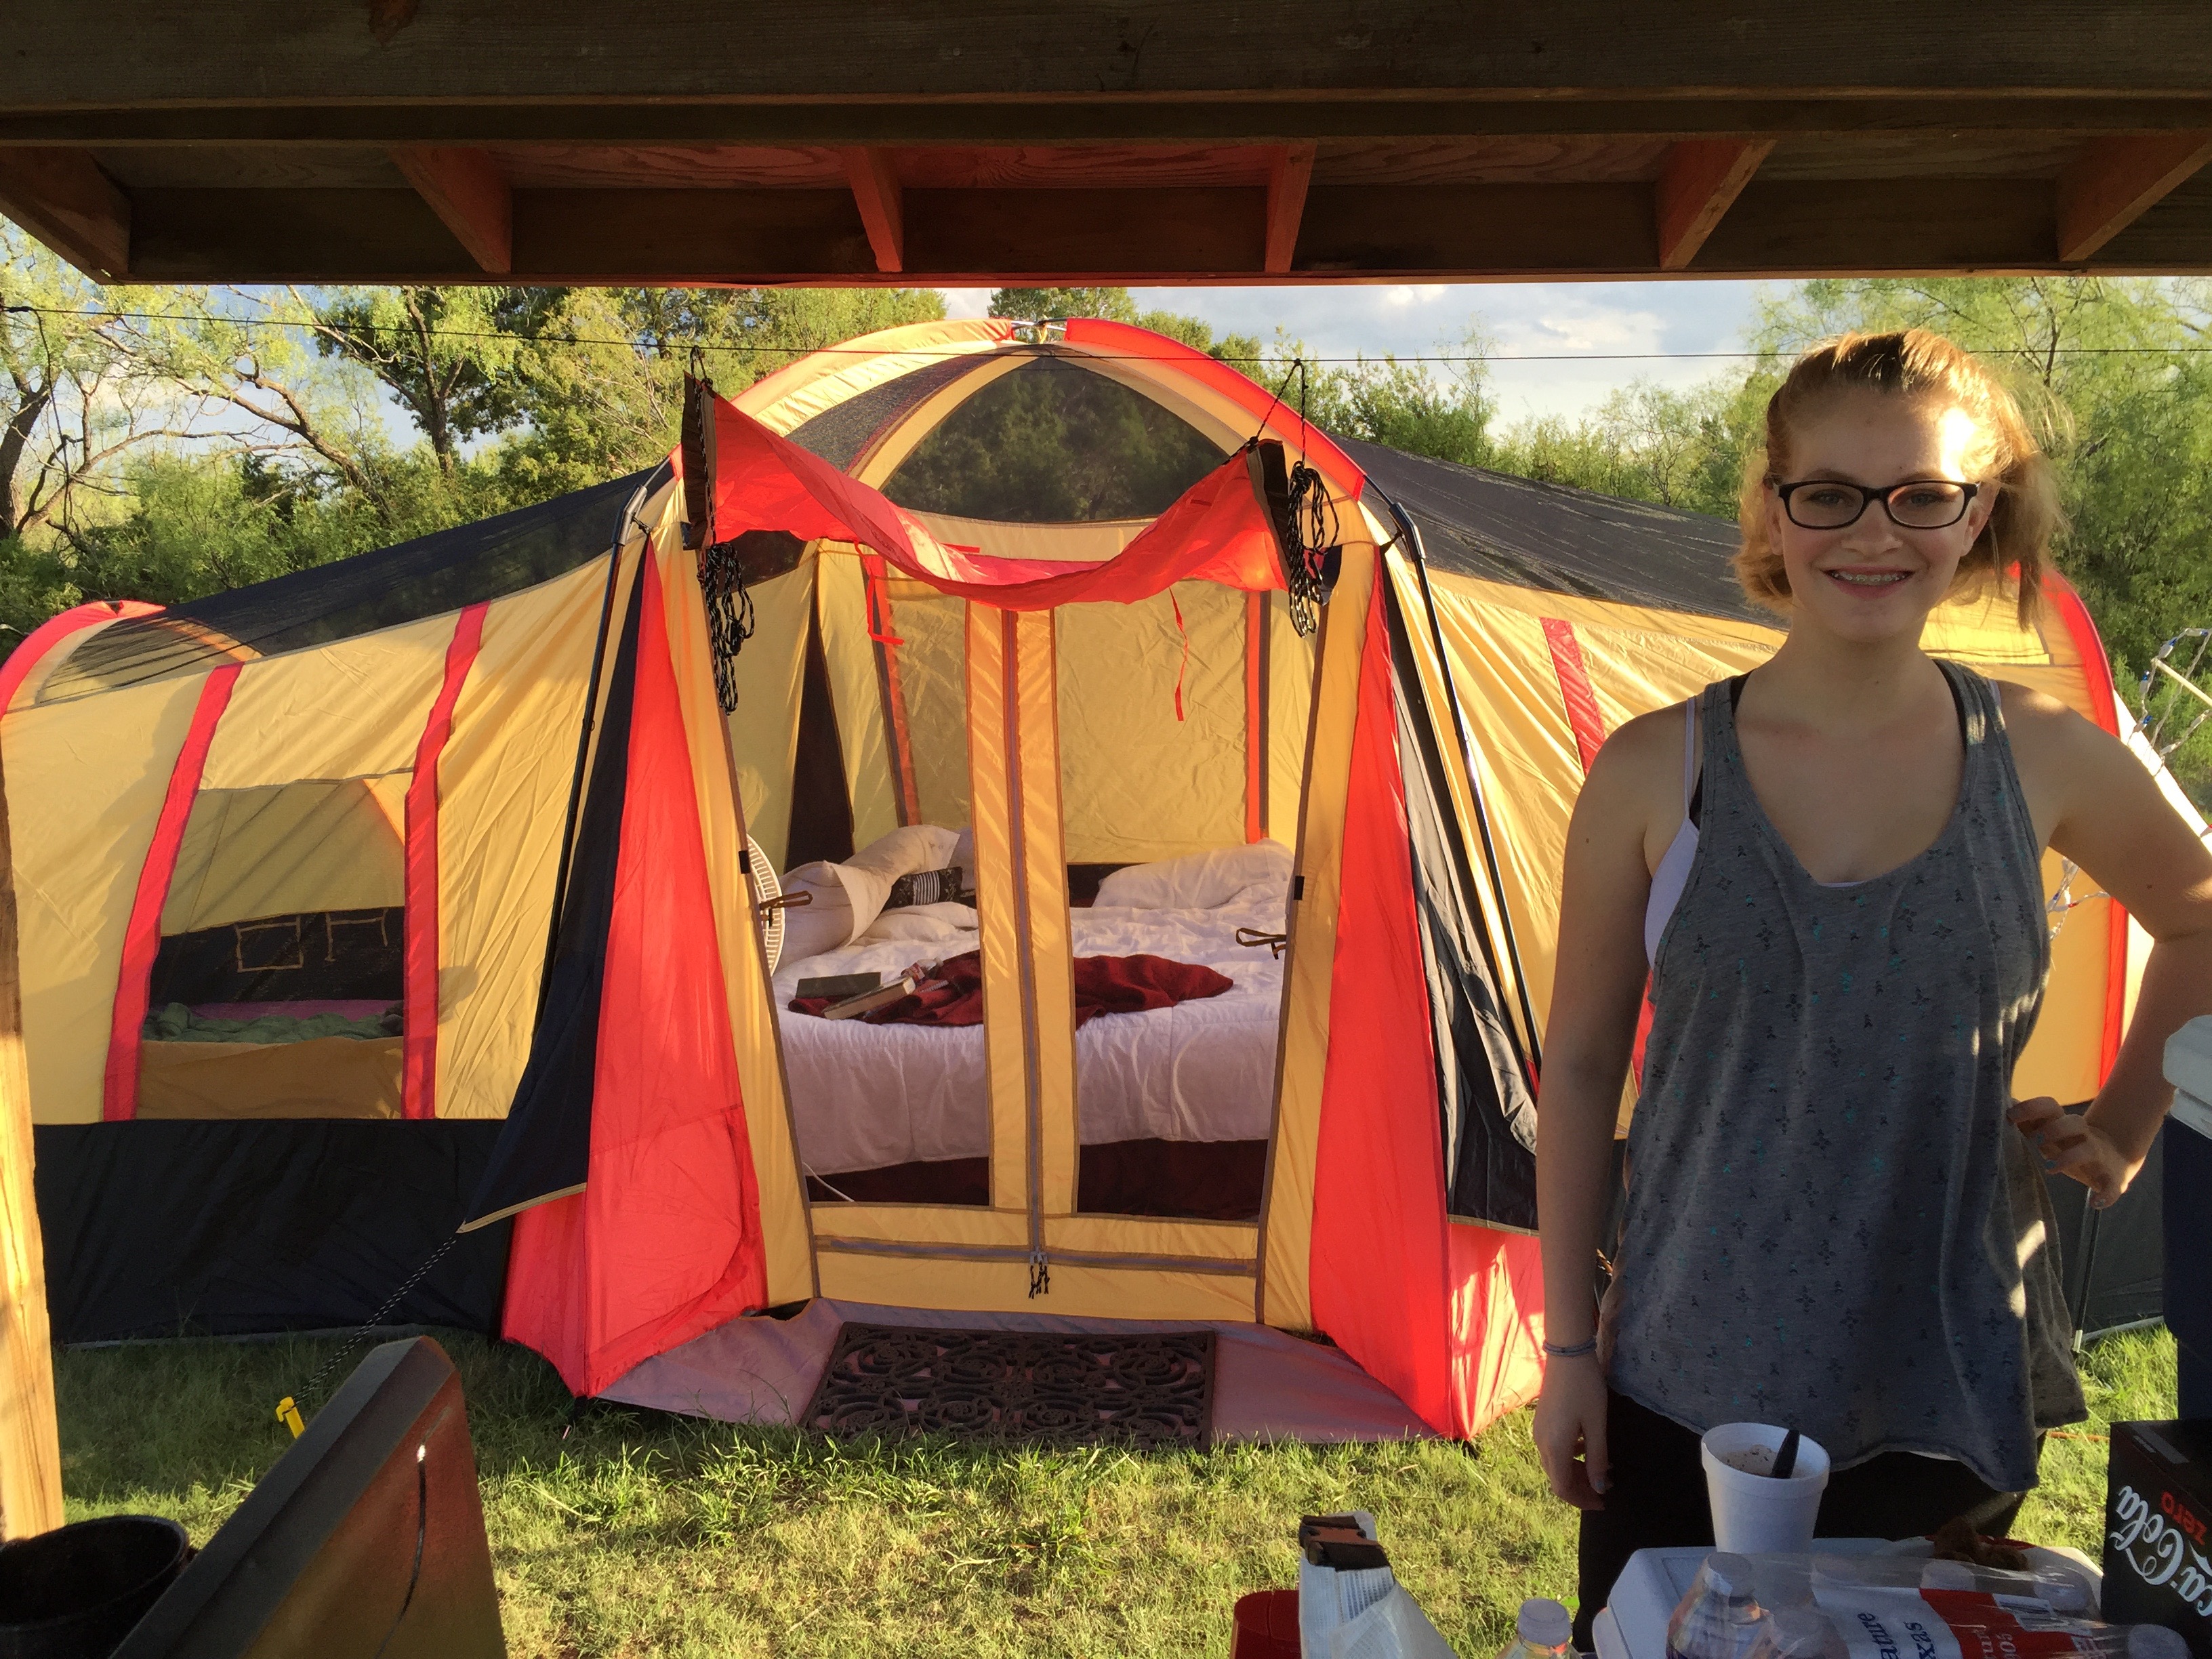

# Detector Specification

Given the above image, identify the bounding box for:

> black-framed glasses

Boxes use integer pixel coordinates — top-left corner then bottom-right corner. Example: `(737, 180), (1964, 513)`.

(1771, 477), (1980, 530)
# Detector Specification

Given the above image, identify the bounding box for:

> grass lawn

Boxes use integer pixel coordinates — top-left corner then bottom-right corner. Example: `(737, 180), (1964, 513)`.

(56, 1326), (2172, 1658)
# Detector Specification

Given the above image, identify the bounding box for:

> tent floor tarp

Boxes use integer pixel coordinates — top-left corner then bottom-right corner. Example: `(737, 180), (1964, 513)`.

(599, 1300), (1433, 1443)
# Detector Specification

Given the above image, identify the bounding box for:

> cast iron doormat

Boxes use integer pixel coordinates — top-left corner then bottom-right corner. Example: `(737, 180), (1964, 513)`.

(801, 1324), (1215, 1450)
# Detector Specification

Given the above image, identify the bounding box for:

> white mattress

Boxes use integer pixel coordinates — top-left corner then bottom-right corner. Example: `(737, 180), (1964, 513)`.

(773, 888), (1286, 1179)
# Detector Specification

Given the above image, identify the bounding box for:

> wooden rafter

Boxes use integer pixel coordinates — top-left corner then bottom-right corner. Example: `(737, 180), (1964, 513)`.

(838, 147), (904, 273)
(1265, 144), (1315, 274)
(2057, 132), (2212, 262)
(0, 149), (129, 279)
(1655, 138), (1775, 270)
(389, 146), (512, 273)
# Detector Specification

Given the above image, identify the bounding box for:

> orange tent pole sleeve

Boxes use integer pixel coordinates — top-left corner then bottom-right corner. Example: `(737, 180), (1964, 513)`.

(402, 602), (489, 1121)
(0, 600), (163, 718)
(1540, 617), (1607, 775)
(2046, 577), (2129, 1081)
(1246, 590), (1267, 843)
(102, 665), (239, 1122)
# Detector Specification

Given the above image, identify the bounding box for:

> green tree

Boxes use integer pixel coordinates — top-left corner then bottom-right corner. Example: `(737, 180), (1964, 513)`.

(307, 285), (562, 474)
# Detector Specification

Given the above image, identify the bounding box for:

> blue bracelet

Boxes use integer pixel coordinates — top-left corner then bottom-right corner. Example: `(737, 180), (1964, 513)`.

(1542, 1336), (1599, 1359)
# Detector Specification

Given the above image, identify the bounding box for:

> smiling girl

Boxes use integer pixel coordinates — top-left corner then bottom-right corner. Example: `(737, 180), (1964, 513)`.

(1532, 330), (2212, 1633)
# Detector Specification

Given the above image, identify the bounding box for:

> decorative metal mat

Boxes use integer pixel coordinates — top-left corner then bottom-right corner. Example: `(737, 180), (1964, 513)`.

(801, 1323), (1215, 1451)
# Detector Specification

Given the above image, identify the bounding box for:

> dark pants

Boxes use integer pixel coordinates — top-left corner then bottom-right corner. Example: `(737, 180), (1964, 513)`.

(1573, 1392), (2032, 1648)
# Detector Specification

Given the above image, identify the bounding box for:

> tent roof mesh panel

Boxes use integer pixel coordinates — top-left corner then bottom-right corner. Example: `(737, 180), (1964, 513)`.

(782, 354), (997, 472)
(1343, 438), (1771, 628)
(41, 469), (653, 703)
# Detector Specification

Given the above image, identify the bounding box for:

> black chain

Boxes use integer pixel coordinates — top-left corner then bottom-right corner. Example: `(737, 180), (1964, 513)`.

(293, 1234), (459, 1412)
(1283, 459), (1340, 638)
(697, 537), (756, 713)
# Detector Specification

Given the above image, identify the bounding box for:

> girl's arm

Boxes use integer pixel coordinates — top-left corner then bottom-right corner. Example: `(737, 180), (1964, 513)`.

(2005, 689), (2212, 1204)
(1533, 712), (1674, 1509)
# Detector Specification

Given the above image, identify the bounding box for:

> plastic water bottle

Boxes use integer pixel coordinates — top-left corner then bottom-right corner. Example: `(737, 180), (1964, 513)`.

(1498, 1597), (1573, 1659)
(1744, 1607), (1846, 1659)
(1666, 1553), (1768, 1659)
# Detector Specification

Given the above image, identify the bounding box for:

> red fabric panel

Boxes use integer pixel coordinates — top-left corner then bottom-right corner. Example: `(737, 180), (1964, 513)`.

(1538, 615), (1660, 1086)
(1445, 1221), (1548, 1435)
(501, 553), (767, 1397)
(401, 601), (488, 1120)
(1060, 318), (1368, 495)
(1309, 579), (1455, 1433)
(2045, 573), (2129, 1080)
(1541, 617), (1607, 775)
(104, 665), (239, 1122)
(692, 397), (1286, 609)
(789, 950), (1231, 1028)
(0, 598), (163, 718)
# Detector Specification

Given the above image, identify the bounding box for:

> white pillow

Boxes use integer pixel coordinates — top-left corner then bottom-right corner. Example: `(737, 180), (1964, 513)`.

(859, 903), (978, 944)
(776, 862), (855, 961)
(1093, 840), (1294, 911)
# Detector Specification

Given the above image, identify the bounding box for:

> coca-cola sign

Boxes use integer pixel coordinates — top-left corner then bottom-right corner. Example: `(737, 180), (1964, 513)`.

(2104, 1420), (2212, 1658)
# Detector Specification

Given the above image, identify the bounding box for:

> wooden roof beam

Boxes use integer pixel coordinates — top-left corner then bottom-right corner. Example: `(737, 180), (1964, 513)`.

(1656, 138), (1775, 270)
(388, 145), (511, 273)
(0, 149), (128, 279)
(838, 147), (903, 272)
(2057, 132), (2212, 261)
(1265, 144), (1315, 274)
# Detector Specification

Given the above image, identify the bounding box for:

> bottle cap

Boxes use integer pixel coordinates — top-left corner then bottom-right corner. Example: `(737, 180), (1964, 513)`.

(1702, 1553), (1756, 1597)
(1518, 1598), (1572, 1648)
(2128, 1627), (2190, 1659)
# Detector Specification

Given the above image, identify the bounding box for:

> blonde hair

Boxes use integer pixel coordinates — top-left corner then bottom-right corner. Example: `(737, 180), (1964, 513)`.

(1735, 329), (2062, 626)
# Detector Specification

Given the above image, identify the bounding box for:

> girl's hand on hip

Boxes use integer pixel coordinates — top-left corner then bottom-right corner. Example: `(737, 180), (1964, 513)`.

(2007, 1095), (2137, 1209)
(1533, 1353), (1610, 1511)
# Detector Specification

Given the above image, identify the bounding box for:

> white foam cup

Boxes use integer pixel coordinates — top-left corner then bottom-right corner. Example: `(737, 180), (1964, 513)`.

(1700, 1422), (1830, 1554)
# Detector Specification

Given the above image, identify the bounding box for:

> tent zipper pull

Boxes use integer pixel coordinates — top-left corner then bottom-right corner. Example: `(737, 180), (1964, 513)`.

(275, 1396), (305, 1438)
(1027, 1250), (1050, 1298)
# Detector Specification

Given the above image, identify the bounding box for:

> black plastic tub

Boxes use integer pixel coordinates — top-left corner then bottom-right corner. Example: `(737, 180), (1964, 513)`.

(0, 1515), (188, 1658)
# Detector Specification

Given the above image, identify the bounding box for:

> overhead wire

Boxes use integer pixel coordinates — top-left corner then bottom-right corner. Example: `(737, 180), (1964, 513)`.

(6, 301), (2212, 364)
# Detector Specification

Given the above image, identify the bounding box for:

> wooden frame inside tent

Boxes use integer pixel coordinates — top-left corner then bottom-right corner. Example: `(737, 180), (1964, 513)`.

(3, 319), (2139, 1441)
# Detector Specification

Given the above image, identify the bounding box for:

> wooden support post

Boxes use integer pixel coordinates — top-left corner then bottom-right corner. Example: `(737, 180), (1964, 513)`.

(1655, 138), (1774, 270)
(0, 149), (129, 281)
(838, 147), (905, 273)
(0, 748), (62, 1541)
(388, 146), (512, 273)
(1265, 144), (1316, 274)
(2057, 132), (2212, 262)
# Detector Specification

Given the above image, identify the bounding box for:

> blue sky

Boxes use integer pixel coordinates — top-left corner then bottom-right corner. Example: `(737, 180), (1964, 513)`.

(941, 280), (1774, 424)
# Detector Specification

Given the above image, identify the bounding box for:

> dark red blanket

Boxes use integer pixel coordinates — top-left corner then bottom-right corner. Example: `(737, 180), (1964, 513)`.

(791, 951), (1232, 1028)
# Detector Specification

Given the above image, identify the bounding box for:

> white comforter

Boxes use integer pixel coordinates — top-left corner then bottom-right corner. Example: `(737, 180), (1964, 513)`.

(773, 848), (1290, 1179)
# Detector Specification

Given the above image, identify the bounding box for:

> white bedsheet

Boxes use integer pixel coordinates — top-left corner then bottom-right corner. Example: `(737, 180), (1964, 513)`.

(773, 884), (1286, 1178)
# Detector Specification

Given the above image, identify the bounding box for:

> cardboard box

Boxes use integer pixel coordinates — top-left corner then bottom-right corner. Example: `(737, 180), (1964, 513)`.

(2106, 1420), (2212, 1655)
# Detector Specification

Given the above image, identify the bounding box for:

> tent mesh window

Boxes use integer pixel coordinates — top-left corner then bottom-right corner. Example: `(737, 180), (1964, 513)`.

(41, 469), (652, 703)
(882, 357), (1227, 523)
(781, 354), (990, 472)
(1347, 440), (1768, 626)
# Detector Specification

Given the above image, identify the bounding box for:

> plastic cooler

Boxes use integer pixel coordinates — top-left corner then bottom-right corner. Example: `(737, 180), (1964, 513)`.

(1594, 1541), (2103, 1659)
(2165, 1019), (2212, 1418)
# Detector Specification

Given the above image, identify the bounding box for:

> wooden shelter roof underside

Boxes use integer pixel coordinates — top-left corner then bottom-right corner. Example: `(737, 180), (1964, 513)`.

(5, 2), (2212, 285)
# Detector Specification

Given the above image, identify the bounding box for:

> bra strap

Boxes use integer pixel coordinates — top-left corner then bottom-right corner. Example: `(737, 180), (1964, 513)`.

(1681, 697), (1698, 818)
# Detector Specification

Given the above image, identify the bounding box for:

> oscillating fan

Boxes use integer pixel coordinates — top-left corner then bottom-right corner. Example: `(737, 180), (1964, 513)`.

(747, 834), (790, 975)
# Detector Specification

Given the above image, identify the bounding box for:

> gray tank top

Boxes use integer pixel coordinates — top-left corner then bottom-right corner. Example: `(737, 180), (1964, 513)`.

(1603, 661), (2084, 1492)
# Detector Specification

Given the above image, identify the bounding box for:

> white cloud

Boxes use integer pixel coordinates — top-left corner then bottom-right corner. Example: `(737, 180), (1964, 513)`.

(926, 280), (1770, 422)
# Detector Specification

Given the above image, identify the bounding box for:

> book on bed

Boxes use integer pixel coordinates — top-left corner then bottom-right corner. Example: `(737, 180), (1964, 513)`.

(823, 976), (917, 1020)
(795, 971), (883, 1003)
